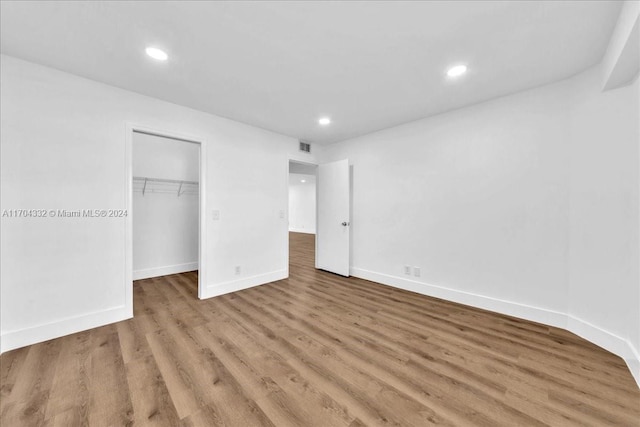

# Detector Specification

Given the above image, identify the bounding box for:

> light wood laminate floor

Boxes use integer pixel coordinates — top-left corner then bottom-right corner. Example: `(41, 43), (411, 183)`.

(1, 232), (639, 426)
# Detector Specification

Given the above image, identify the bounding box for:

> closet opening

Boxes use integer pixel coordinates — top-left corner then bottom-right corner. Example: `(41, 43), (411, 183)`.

(288, 160), (317, 273)
(127, 127), (206, 312)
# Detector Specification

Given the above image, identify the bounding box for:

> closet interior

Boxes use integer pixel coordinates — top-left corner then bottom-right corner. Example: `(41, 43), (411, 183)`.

(132, 131), (200, 285)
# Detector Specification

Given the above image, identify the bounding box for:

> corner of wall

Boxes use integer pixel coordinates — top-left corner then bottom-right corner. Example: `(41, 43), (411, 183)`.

(601, 0), (640, 91)
(133, 262), (198, 281)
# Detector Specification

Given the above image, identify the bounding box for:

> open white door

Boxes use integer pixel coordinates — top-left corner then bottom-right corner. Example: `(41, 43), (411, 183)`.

(316, 159), (350, 276)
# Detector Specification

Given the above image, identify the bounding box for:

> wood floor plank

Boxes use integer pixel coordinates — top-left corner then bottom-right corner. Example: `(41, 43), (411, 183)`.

(0, 346), (29, 404)
(44, 331), (92, 424)
(178, 404), (225, 427)
(250, 283), (556, 425)
(305, 277), (632, 396)
(87, 326), (134, 427)
(333, 279), (629, 379)
(260, 277), (637, 422)
(117, 316), (153, 364)
(191, 322), (325, 427)
(193, 316), (356, 426)
(234, 287), (539, 426)
(125, 354), (181, 426)
(213, 295), (411, 426)
(1, 231), (638, 426)
(161, 319), (275, 427)
(144, 329), (206, 420)
(0, 339), (62, 426)
(228, 288), (534, 426)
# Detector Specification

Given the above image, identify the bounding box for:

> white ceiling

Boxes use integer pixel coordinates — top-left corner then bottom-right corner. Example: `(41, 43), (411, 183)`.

(0, 1), (622, 145)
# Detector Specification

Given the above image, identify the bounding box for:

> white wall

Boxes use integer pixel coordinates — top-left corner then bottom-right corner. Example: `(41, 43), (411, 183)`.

(324, 74), (573, 317)
(0, 54), (317, 352)
(288, 173), (316, 234)
(568, 72), (640, 380)
(132, 132), (200, 279)
(133, 132), (200, 181)
(321, 66), (640, 385)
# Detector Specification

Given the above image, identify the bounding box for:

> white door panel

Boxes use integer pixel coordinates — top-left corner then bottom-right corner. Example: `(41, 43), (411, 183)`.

(316, 159), (350, 276)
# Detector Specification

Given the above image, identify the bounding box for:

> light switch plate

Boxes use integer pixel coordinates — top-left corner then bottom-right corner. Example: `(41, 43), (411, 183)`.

(212, 210), (220, 220)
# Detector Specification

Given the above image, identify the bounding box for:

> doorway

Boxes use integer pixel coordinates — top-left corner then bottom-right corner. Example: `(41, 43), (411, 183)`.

(126, 126), (207, 315)
(288, 160), (317, 272)
(287, 158), (352, 277)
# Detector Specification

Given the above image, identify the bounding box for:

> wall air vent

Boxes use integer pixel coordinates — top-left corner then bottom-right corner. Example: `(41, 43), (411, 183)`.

(299, 141), (311, 153)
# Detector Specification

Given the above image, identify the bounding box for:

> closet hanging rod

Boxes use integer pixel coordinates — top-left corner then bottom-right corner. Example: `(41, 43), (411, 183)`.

(133, 176), (198, 196)
(132, 176), (198, 185)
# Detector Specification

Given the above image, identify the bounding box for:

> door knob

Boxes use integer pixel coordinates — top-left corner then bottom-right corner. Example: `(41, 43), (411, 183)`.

(341, 221), (350, 226)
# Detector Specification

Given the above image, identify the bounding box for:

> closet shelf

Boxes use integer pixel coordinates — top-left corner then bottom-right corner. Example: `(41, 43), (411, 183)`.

(133, 176), (199, 197)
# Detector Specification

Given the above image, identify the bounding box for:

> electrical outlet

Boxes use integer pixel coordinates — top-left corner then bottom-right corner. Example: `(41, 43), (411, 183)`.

(414, 267), (421, 277)
(279, 210), (285, 219)
(404, 265), (411, 275)
(235, 266), (241, 275)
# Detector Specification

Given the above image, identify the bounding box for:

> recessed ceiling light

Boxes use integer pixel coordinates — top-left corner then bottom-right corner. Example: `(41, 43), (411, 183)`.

(446, 64), (467, 78)
(301, 179), (306, 183)
(146, 47), (168, 61)
(318, 117), (331, 125)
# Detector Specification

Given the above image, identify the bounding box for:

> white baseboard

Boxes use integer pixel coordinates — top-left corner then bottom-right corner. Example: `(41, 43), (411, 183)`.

(0, 304), (131, 353)
(351, 267), (640, 389)
(288, 227), (316, 234)
(133, 262), (198, 280)
(201, 269), (287, 299)
(350, 268), (567, 328)
(567, 316), (640, 387)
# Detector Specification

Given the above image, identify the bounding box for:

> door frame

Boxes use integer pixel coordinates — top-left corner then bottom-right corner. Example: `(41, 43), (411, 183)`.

(125, 123), (208, 315)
